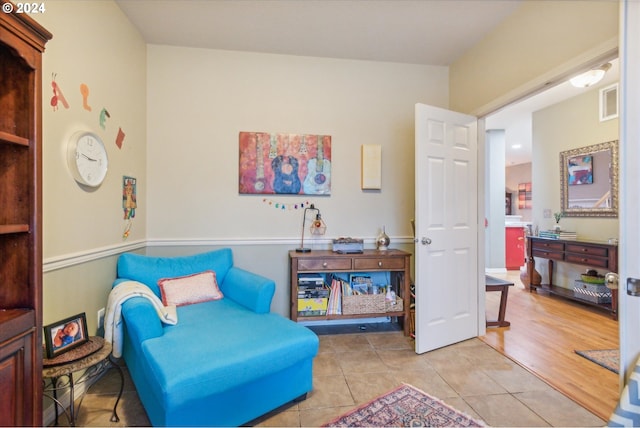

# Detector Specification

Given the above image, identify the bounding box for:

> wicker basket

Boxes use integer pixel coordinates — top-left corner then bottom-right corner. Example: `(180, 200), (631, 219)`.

(342, 294), (386, 315)
(385, 297), (404, 312)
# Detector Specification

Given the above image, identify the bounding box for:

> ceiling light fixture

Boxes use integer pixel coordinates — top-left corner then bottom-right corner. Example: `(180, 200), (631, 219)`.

(569, 63), (612, 88)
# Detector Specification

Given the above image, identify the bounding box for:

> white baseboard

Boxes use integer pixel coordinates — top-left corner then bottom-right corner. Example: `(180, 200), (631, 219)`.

(299, 316), (390, 326)
(485, 267), (508, 274)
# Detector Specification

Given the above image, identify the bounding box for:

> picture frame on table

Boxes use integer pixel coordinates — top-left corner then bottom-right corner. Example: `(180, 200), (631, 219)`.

(44, 312), (89, 359)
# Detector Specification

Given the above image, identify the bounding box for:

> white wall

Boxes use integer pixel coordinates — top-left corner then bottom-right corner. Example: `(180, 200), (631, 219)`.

(485, 130), (506, 271)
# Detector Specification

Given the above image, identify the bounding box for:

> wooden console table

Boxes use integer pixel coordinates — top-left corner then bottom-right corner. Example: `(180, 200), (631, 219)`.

(527, 236), (618, 319)
(289, 249), (411, 336)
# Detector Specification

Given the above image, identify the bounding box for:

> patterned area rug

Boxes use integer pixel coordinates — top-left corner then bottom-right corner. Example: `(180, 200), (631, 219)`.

(322, 384), (484, 427)
(575, 349), (619, 374)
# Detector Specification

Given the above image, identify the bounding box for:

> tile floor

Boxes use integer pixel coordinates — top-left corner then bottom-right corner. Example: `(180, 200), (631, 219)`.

(50, 327), (606, 427)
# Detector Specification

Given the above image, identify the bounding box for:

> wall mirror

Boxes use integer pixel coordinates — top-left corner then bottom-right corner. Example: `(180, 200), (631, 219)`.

(560, 140), (618, 217)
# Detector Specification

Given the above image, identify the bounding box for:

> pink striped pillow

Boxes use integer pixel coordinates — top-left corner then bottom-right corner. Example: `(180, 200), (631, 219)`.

(158, 270), (223, 307)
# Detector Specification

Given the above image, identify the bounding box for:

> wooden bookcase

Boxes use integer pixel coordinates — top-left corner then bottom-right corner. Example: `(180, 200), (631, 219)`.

(0, 5), (51, 426)
(289, 249), (411, 336)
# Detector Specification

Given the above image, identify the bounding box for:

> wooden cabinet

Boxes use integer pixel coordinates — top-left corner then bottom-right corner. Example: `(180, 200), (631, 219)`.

(527, 237), (618, 319)
(289, 250), (411, 336)
(0, 5), (51, 426)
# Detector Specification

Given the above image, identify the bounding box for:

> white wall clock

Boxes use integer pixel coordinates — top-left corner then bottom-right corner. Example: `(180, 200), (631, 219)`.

(67, 131), (109, 187)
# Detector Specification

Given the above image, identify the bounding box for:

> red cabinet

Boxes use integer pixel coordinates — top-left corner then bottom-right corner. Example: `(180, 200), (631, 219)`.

(505, 227), (526, 270)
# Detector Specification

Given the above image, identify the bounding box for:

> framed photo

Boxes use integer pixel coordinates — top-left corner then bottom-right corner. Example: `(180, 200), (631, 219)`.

(44, 313), (89, 359)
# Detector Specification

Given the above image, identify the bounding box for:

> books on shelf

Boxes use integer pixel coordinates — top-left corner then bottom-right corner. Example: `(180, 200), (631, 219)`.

(350, 274), (373, 294)
(297, 273), (392, 316)
(297, 297), (328, 316)
(297, 274), (329, 316)
(326, 278), (342, 315)
(298, 273), (324, 286)
(538, 230), (577, 240)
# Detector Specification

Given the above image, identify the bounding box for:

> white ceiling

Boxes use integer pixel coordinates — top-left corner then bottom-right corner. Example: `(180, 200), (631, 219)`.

(115, 0), (617, 166)
(486, 58), (619, 166)
(115, 0), (522, 66)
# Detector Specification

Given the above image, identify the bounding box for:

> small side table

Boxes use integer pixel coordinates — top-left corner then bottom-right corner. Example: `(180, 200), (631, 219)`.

(485, 275), (514, 327)
(42, 336), (123, 426)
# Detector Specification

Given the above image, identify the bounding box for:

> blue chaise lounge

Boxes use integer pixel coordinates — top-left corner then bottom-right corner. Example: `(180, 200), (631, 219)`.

(113, 248), (319, 426)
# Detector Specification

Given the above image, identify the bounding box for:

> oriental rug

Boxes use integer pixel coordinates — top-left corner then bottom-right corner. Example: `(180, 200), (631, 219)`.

(575, 349), (619, 374)
(322, 384), (484, 427)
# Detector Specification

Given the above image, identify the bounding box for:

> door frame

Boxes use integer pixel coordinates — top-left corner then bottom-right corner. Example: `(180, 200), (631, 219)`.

(619, 0), (640, 382)
(474, 38), (625, 380)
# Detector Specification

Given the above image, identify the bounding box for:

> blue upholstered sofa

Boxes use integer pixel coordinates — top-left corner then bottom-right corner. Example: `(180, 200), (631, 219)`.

(113, 248), (319, 426)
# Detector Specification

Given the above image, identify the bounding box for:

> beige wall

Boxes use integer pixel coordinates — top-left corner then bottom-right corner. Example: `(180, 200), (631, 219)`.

(36, 1), (147, 331)
(532, 85), (619, 287)
(450, 1), (618, 115)
(145, 46), (447, 315)
(146, 45), (447, 242)
(34, 0), (622, 327)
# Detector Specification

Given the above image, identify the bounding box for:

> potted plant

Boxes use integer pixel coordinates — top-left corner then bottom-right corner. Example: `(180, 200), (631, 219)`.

(553, 211), (564, 232)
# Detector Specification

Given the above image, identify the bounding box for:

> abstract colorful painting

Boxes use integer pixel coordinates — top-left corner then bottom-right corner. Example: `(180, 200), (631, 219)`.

(567, 154), (593, 185)
(518, 182), (532, 209)
(239, 132), (331, 195)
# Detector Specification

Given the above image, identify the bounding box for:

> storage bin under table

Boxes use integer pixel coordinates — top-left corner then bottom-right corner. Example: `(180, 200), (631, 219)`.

(573, 280), (612, 304)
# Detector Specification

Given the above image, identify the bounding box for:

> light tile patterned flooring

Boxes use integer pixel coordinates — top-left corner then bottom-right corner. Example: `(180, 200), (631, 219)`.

(53, 329), (606, 427)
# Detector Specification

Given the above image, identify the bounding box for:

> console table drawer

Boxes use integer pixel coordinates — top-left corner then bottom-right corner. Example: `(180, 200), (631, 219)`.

(354, 257), (405, 270)
(532, 249), (564, 261)
(297, 258), (352, 271)
(565, 254), (610, 269)
(565, 244), (609, 257)
(531, 241), (564, 252)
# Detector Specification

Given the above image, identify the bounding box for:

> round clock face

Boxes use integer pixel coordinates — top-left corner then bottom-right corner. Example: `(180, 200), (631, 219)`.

(67, 131), (109, 187)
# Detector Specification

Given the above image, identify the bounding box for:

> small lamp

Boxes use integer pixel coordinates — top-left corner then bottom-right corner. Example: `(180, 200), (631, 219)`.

(296, 204), (326, 253)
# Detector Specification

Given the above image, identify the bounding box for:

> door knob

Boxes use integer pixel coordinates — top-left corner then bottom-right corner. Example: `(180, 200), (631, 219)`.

(421, 237), (432, 245)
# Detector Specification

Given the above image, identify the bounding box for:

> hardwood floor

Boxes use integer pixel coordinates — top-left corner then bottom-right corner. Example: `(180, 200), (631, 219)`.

(481, 271), (619, 421)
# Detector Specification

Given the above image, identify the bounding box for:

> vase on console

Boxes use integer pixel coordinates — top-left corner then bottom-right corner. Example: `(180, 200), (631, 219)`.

(376, 226), (390, 250)
(520, 258), (542, 287)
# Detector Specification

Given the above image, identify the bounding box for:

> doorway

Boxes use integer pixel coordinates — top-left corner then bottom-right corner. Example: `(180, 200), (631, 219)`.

(484, 57), (619, 275)
(481, 58), (620, 419)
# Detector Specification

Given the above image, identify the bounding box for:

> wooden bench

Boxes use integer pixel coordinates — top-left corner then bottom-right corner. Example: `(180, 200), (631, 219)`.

(485, 275), (514, 327)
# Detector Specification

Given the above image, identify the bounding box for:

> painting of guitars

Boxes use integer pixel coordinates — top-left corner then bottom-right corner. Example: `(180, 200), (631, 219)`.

(254, 134), (266, 191)
(303, 135), (331, 195)
(272, 134), (302, 194)
(238, 131), (331, 195)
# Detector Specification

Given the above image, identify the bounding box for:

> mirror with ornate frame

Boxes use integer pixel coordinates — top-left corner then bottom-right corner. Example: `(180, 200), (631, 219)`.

(560, 140), (618, 217)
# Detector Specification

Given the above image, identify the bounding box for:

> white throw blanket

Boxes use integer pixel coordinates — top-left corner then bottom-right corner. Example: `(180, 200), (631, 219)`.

(104, 280), (178, 358)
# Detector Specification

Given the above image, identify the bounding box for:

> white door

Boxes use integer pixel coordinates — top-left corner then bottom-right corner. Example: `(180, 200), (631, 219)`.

(414, 103), (479, 354)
